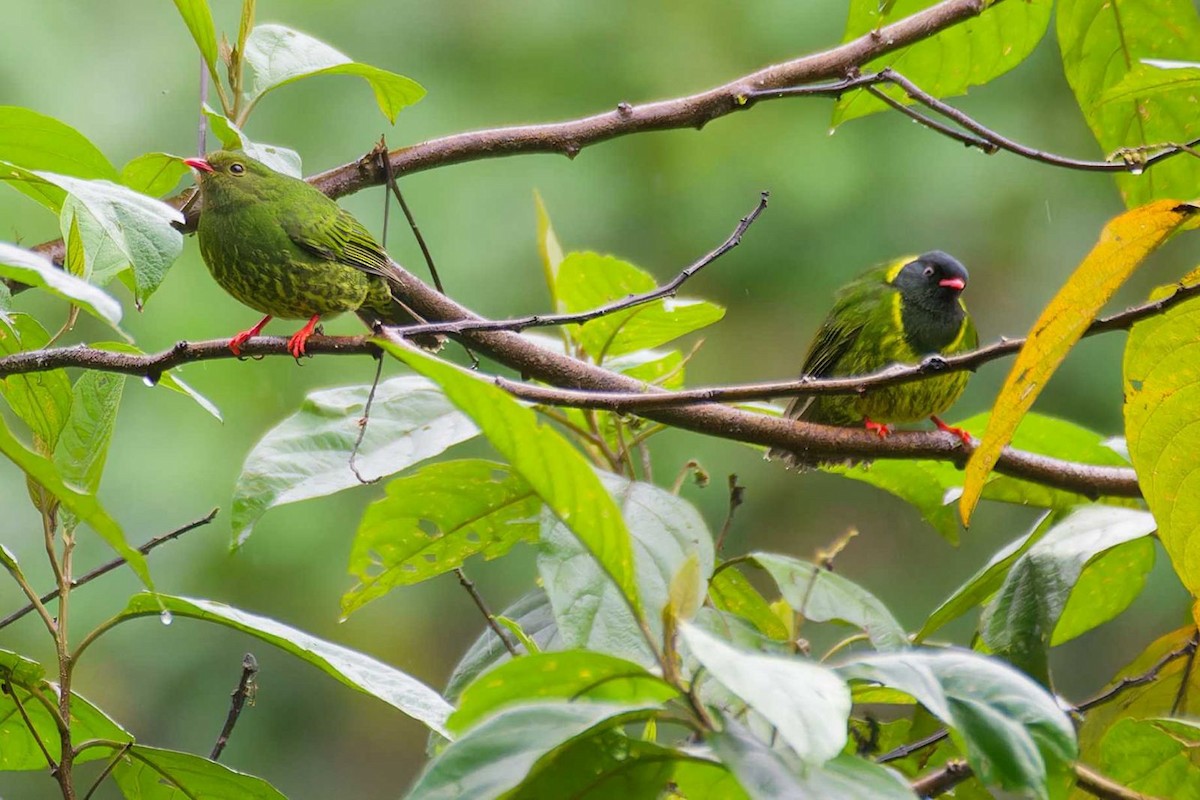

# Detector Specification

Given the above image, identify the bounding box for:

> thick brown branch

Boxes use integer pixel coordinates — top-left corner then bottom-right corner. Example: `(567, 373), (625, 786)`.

(29, 0), (992, 266)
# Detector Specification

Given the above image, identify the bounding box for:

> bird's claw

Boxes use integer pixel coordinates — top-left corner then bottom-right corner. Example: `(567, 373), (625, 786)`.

(863, 418), (892, 439)
(931, 416), (972, 446)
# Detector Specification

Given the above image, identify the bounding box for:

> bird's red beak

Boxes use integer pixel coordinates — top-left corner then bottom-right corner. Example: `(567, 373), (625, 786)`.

(938, 277), (966, 291)
(183, 157), (214, 173)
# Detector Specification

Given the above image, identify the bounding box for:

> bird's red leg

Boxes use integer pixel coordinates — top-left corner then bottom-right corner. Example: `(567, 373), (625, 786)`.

(287, 314), (322, 359)
(863, 417), (892, 438)
(931, 415), (972, 446)
(229, 314), (272, 356)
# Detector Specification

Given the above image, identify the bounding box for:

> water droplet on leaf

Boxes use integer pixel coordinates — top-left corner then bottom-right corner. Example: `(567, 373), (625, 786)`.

(160, 610), (173, 626)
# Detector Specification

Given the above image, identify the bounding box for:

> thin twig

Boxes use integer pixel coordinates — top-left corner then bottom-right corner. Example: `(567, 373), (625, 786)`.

(209, 653), (258, 761)
(1074, 763), (1162, 800)
(3, 678), (57, 771)
(878, 728), (949, 763)
(714, 474), (745, 556)
(910, 758), (970, 797)
(349, 354), (384, 485)
(198, 58), (209, 156)
(1172, 634), (1199, 716)
(455, 568), (519, 656)
(670, 460), (708, 494)
(1076, 632), (1198, 714)
(0, 508), (220, 632)
(82, 742), (131, 800)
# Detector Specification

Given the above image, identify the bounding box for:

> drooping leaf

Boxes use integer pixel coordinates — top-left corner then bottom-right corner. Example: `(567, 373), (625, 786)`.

(556, 252), (725, 361)
(746, 553), (908, 651)
(608, 347), (689, 390)
(343, 459), (540, 616)
(231, 376), (478, 547)
(832, 0), (1051, 124)
(0, 106), (116, 207)
(828, 412), (1134, 543)
(838, 649), (1076, 798)
(962, 200), (1196, 524)
(54, 371), (124, 534)
(681, 622), (852, 763)
(1094, 719), (1200, 799)
(444, 589), (562, 702)
(537, 470), (713, 665)
(406, 701), (659, 800)
(0, 314), (72, 453)
(512, 731), (745, 800)
(710, 565), (791, 641)
(1058, 0), (1200, 206)
(170, 0), (222, 91)
(120, 152), (191, 197)
(979, 506), (1157, 682)
(448, 651), (678, 735)
(30, 171), (186, 303)
(0, 649), (132, 770)
(0, 242), (122, 327)
(111, 744), (286, 800)
(1124, 290), (1200, 594)
(242, 24), (425, 123)
(381, 341), (643, 622)
(202, 105), (303, 177)
(0, 412), (147, 586)
(115, 593), (453, 736)
(533, 190), (565, 312)
(88, 341), (221, 420)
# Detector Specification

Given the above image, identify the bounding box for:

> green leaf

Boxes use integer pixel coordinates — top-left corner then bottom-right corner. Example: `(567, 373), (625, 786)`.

(838, 650), (1076, 799)
(54, 370), (124, 534)
(0, 314), (72, 453)
(202, 105), (303, 177)
(90, 341), (221, 420)
(0, 411), (147, 586)
(381, 341), (643, 620)
(681, 622), (851, 763)
(0, 242), (123, 327)
(444, 589), (562, 702)
(1058, 0), (1200, 206)
(1095, 719), (1200, 799)
(534, 190), (566, 312)
(556, 252), (725, 360)
(1125, 290), (1200, 594)
(0, 649), (132, 770)
(746, 552), (908, 651)
(607, 347), (688, 390)
(512, 731), (745, 800)
(170, 0), (222, 91)
(828, 413), (1134, 543)
(33, 171), (185, 303)
(962, 201), (1196, 524)
(979, 506), (1157, 682)
(116, 593), (453, 735)
(407, 701), (658, 800)
(0, 106), (117, 207)
(917, 511), (1055, 642)
(712, 717), (915, 800)
(110, 744), (285, 799)
(343, 459), (539, 616)
(1050, 537), (1154, 646)
(120, 152), (191, 197)
(242, 24), (425, 123)
(832, 0), (1051, 125)
(709, 566), (792, 641)
(231, 376), (477, 547)
(537, 470), (713, 665)
(448, 650), (678, 735)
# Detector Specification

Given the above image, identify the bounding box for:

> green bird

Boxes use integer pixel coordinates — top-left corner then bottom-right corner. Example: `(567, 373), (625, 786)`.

(183, 151), (432, 358)
(768, 251), (977, 467)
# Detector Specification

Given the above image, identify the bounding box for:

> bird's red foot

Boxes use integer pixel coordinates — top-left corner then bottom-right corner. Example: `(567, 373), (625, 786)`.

(229, 314), (272, 357)
(931, 415), (972, 446)
(863, 418), (892, 438)
(288, 314), (322, 359)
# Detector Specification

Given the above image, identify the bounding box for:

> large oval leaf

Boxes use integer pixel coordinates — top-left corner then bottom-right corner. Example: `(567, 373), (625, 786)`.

(1124, 290), (1200, 594)
(112, 744), (285, 800)
(232, 375), (478, 547)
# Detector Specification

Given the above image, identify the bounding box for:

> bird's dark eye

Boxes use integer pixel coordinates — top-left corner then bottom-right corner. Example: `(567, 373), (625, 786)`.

(230, 163), (245, 175)
(923, 266), (935, 278)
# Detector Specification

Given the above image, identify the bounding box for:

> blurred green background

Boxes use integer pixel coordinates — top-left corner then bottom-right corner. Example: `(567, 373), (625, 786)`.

(1, 1), (1195, 797)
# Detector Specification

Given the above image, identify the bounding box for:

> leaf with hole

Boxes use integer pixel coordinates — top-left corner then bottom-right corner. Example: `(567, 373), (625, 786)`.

(343, 459), (540, 616)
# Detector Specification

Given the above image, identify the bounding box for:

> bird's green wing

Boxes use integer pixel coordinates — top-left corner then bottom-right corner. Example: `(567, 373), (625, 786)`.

(281, 203), (396, 281)
(782, 308), (864, 420)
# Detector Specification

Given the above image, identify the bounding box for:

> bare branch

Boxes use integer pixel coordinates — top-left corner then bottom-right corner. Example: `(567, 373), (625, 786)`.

(209, 653), (258, 761)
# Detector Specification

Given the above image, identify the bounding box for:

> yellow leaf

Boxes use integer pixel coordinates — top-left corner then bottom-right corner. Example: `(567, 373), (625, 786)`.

(960, 200), (1197, 524)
